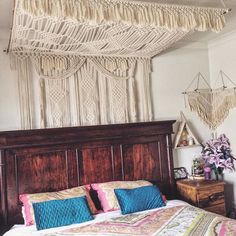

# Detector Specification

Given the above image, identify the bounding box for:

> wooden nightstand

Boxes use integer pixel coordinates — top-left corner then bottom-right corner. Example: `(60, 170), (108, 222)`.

(176, 179), (226, 216)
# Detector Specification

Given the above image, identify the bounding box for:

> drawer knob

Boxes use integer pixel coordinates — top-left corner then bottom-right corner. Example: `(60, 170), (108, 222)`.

(209, 194), (218, 201)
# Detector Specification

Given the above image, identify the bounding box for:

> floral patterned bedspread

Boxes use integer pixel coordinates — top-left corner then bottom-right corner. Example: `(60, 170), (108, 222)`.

(43, 206), (236, 236)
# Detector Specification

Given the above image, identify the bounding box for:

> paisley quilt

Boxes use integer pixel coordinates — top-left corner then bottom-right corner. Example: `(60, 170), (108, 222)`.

(43, 206), (236, 236)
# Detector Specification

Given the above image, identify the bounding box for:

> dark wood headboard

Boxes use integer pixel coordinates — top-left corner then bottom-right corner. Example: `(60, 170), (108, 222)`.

(0, 120), (175, 227)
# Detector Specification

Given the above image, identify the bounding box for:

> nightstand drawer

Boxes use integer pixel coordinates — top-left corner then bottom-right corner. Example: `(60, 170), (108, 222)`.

(204, 203), (226, 216)
(197, 184), (224, 199)
(197, 191), (225, 208)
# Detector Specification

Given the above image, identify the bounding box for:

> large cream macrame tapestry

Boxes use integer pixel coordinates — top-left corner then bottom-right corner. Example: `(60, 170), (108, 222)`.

(11, 55), (152, 128)
(8, 0), (229, 129)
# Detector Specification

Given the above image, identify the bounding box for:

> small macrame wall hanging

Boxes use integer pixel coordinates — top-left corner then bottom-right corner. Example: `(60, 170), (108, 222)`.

(183, 71), (236, 130)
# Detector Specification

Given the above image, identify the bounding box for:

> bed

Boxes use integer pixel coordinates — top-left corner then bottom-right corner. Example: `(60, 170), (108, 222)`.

(3, 199), (236, 236)
(1, 121), (236, 236)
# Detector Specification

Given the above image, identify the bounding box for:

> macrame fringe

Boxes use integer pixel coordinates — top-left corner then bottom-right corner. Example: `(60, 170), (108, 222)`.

(11, 53), (138, 80)
(187, 88), (236, 130)
(11, 56), (34, 129)
(189, 101), (234, 130)
(21, 0), (226, 32)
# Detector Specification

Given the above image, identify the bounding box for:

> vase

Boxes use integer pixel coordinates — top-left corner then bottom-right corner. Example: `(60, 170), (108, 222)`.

(214, 169), (223, 181)
(218, 174), (223, 181)
(204, 166), (211, 180)
(215, 172), (219, 180)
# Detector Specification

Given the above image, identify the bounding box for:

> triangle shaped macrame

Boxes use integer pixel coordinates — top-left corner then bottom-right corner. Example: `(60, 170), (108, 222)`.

(174, 112), (200, 148)
(184, 71), (236, 130)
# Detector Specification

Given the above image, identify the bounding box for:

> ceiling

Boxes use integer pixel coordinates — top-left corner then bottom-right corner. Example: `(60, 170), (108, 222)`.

(0, 0), (236, 44)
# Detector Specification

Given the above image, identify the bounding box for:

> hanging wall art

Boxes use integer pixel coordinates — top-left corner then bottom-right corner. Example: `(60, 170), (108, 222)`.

(183, 71), (236, 130)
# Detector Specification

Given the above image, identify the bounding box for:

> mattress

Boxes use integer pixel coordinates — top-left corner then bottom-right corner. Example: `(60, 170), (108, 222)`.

(4, 200), (236, 236)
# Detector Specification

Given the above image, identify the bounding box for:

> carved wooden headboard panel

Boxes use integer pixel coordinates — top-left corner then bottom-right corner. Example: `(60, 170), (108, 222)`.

(0, 121), (175, 227)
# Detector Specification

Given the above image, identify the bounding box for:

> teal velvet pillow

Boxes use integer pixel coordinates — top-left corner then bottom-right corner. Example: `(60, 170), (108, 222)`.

(33, 196), (94, 230)
(114, 185), (165, 215)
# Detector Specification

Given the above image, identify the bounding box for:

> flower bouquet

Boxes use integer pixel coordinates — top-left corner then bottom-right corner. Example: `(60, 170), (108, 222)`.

(202, 134), (235, 180)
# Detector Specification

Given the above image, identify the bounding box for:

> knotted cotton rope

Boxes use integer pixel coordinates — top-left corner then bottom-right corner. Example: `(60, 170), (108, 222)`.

(184, 72), (236, 130)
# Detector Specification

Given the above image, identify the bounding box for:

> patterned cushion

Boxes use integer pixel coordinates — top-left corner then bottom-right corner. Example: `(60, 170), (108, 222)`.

(114, 185), (165, 214)
(33, 196), (94, 230)
(20, 186), (97, 226)
(91, 180), (152, 212)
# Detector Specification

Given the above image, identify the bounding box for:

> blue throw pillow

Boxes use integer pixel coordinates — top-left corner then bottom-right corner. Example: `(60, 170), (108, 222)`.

(33, 196), (94, 230)
(114, 185), (165, 215)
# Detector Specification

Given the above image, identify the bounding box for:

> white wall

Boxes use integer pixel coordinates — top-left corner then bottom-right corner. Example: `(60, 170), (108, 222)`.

(152, 43), (212, 174)
(0, 30), (20, 131)
(208, 30), (236, 210)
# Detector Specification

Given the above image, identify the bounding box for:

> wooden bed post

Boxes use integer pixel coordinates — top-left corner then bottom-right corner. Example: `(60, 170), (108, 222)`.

(166, 134), (175, 197)
(0, 150), (7, 226)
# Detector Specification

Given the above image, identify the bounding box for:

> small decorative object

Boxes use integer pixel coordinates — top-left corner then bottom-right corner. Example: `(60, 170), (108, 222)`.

(180, 126), (188, 146)
(174, 167), (188, 180)
(204, 166), (211, 180)
(191, 158), (205, 180)
(174, 112), (200, 148)
(202, 134), (235, 180)
(188, 137), (194, 146)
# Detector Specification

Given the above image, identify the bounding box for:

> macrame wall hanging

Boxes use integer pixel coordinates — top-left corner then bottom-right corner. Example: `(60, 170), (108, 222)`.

(7, 0), (229, 129)
(184, 71), (236, 130)
(9, 0), (228, 57)
(11, 55), (152, 128)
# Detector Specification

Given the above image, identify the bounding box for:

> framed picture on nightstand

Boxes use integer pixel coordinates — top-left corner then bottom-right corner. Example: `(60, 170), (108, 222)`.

(174, 167), (188, 180)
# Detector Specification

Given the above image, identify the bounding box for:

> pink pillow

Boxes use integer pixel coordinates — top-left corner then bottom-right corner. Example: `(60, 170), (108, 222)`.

(91, 180), (152, 212)
(20, 186), (97, 226)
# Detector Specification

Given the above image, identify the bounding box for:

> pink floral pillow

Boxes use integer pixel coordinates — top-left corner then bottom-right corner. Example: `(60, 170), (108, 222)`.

(91, 180), (152, 212)
(20, 186), (97, 226)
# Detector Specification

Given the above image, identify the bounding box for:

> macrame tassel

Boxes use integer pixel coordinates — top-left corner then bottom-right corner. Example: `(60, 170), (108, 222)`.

(31, 55), (87, 80)
(21, 0), (227, 32)
(187, 88), (236, 130)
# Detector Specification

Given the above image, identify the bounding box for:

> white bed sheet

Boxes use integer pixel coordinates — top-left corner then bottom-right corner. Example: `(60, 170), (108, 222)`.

(3, 200), (188, 236)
